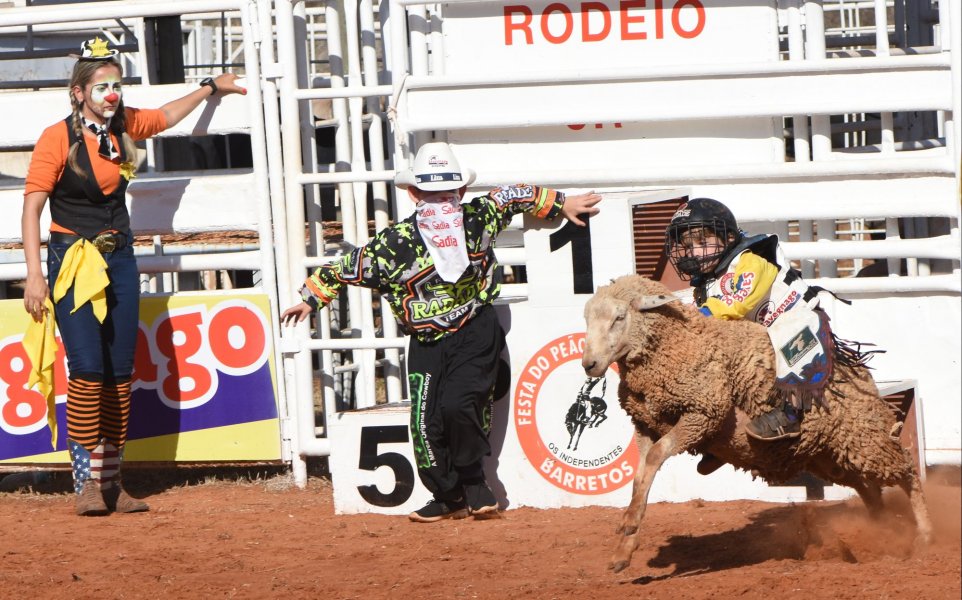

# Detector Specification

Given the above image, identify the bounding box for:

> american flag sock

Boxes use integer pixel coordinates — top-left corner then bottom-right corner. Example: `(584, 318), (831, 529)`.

(89, 440), (107, 485)
(67, 440), (97, 495)
(100, 442), (122, 490)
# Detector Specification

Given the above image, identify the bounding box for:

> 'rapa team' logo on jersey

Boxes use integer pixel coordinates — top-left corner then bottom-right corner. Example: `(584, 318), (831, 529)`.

(491, 184), (534, 206)
(402, 265), (484, 331)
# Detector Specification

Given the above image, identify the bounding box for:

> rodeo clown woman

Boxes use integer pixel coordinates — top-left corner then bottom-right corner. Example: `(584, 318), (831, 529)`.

(664, 198), (877, 458)
(282, 142), (602, 523)
(21, 38), (246, 516)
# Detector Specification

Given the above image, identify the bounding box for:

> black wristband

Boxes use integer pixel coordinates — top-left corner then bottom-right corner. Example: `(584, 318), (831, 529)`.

(200, 77), (218, 95)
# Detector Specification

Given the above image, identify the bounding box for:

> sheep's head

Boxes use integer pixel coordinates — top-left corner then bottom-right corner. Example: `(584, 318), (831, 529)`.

(582, 277), (678, 377)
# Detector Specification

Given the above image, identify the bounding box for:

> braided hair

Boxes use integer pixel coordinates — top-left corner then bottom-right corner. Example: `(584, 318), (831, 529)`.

(66, 58), (139, 179)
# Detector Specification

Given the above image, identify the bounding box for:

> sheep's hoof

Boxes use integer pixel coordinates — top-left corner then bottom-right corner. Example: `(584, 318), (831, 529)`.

(912, 531), (932, 553)
(610, 559), (630, 573)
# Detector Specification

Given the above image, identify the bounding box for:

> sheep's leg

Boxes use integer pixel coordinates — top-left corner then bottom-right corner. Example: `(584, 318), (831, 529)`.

(851, 481), (884, 518)
(899, 472), (933, 546)
(611, 419), (700, 573)
(617, 432), (654, 537)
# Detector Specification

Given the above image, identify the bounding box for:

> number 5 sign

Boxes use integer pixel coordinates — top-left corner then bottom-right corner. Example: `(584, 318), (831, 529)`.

(327, 402), (432, 515)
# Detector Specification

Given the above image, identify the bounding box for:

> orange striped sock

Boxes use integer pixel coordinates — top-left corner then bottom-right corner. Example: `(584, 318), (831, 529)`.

(66, 377), (103, 451)
(101, 380), (132, 447)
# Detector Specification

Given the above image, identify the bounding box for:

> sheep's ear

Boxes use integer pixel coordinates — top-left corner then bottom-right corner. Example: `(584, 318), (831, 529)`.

(630, 294), (679, 311)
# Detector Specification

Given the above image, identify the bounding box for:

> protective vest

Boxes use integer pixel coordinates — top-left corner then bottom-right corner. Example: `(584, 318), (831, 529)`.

(705, 234), (821, 327)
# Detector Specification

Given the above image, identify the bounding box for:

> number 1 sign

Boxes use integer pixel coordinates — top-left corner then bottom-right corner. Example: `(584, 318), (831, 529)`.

(522, 193), (636, 306)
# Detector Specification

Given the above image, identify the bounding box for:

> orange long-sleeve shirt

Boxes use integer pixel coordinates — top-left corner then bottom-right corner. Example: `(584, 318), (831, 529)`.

(24, 108), (167, 233)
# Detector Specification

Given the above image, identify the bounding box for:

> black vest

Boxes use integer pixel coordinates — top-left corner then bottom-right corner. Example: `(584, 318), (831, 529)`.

(48, 116), (131, 239)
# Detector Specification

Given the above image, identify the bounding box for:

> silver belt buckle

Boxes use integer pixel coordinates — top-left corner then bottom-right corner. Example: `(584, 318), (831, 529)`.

(92, 233), (117, 253)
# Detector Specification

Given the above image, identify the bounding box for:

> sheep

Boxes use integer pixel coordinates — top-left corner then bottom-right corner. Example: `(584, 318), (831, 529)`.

(581, 274), (932, 573)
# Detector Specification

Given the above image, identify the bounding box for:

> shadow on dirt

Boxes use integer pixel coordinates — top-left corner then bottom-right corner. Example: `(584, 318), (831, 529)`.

(629, 500), (914, 585)
(630, 504), (807, 584)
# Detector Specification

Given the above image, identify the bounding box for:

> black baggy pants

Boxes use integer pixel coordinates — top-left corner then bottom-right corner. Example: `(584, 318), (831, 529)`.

(407, 305), (506, 499)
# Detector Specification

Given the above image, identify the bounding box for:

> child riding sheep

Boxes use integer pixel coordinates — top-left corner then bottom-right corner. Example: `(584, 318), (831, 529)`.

(665, 197), (877, 445)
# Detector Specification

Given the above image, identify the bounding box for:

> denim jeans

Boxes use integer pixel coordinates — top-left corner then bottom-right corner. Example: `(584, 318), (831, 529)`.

(46, 233), (139, 381)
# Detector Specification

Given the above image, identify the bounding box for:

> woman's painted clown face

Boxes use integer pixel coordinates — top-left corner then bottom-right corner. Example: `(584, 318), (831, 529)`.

(75, 65), (123, 122)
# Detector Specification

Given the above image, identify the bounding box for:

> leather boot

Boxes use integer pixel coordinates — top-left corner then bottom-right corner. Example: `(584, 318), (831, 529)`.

(76, 480), (109, 516)
(68, 440), (109, 516)
(101, 442), (149, 513)
(746, 404), (802, 441)
(103, 485), (149, 513)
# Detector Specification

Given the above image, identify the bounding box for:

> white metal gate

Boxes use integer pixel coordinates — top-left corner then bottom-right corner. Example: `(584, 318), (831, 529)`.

(1, 1), (959, 489)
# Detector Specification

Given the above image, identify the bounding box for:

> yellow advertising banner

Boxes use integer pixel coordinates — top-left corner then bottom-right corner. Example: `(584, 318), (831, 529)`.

(0, 293), (281, 464)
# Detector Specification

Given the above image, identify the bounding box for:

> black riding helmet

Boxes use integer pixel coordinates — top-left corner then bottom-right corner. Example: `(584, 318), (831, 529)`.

(665, 197), (743, 281)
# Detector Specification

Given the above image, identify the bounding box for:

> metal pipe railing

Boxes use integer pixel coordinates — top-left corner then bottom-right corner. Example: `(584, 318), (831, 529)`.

(0, 0), (248, 26)
(343, 0), (379, 410)
(323, 0), (369, 413)
(784, 0), (814, 277)
(399, 53), (951, 89)
(359, 0), (405, 407)
(273, 0), (320, 483)
(473, 156), (955, 189)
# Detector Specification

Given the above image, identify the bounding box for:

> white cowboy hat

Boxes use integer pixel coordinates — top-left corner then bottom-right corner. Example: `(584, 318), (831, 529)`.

(70, 37), (119, 61)
(395, 142), (477, 191)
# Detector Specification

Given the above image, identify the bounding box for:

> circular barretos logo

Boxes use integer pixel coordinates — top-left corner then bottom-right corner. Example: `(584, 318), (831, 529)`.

(513, 333), (638, 495)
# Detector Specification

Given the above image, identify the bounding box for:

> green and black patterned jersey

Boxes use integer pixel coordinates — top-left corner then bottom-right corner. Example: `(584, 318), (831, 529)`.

(300, 184), (565, 342)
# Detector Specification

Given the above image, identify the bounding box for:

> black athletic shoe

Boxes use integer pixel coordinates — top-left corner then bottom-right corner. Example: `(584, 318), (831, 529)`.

(408, 498), (468, 523)
(746, 405), (801, 441)
(463, 481), (499, 518)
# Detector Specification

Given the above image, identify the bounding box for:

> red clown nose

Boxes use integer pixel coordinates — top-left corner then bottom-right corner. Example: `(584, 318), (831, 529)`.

(104, 92), (119, 103)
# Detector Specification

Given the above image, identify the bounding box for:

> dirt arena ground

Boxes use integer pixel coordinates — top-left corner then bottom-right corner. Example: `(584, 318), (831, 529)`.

(0, 465), (958, 600)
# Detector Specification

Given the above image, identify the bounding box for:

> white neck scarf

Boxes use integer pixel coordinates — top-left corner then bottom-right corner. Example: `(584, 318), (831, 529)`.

(415, 191), (469, 283)
(83, 117), (118, 160)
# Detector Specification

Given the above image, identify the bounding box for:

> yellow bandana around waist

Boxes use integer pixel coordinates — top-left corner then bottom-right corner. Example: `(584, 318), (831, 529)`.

(53, 238), (109, 321)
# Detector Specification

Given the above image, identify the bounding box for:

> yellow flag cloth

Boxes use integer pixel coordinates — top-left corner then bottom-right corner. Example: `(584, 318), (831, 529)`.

(52, 239), (109, 323)
(22, 298), (58, 449)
